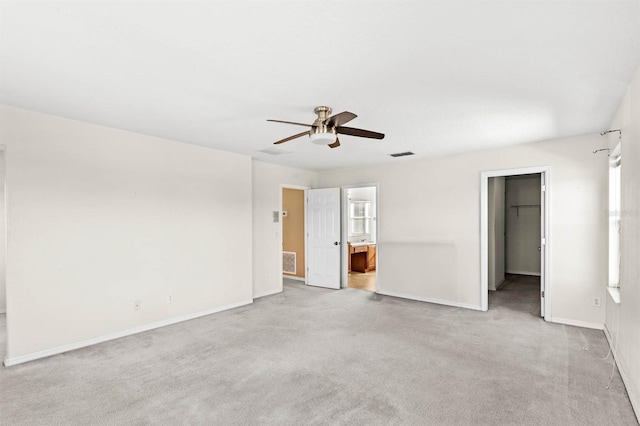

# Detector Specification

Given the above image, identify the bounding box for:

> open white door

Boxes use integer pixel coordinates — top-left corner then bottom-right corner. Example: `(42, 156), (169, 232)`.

(540, 173), (546, 317)
(306, 188), (341, 289)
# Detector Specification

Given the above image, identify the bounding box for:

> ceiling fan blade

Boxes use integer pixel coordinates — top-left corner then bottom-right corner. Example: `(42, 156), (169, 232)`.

(325, 111), (357, 128)
(267, 119), (314, 128)
(336, 126), (385, 139)
(273, 130), (310, 145)
(328, 138), (341, 149)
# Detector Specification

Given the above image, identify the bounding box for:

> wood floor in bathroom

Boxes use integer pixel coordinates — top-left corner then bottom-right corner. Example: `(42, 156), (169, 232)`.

(348, 271), (376, 292)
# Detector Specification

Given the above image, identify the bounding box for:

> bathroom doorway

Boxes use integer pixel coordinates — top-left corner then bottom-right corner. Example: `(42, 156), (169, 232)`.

(342, 185), (378, 292)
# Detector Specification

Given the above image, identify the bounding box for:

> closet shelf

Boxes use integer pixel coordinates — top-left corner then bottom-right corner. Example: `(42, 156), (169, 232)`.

(510, 204), (541, 217)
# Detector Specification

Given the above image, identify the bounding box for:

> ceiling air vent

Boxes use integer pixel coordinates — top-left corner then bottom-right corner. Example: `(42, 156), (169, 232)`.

(389, 151), (414, 158)
(258, 147), (292, 155)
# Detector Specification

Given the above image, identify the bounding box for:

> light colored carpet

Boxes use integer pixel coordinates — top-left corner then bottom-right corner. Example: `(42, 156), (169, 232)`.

(0, 313), (5, 362)
(0, 279), (636, 425)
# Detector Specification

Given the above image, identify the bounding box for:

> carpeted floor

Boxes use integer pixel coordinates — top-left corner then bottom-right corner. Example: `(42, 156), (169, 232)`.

(0, 313), (5, 363)
(0, 280), (636, 425)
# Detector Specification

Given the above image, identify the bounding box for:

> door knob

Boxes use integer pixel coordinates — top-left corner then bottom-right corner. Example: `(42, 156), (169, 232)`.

(334, 241), (340, 245)
(538, 247), (541, 251)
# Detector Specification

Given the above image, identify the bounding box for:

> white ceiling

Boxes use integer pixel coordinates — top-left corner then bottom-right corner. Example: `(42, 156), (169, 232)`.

(2, 1), (640, 171)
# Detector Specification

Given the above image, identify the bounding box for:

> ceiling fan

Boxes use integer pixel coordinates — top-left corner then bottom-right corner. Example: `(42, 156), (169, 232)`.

(268, 106), (385, 149)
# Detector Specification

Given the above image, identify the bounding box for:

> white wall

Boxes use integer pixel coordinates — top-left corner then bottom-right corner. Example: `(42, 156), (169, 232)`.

(0, 150), (5, 313)
(317, 134), (608, 326)
(505, 174), (541, 276)
(348, 187), (375, 201)
(0, 105), (253, 362)
(252, 160), (316, 298)
(488, 177), (505, 291)
(605, 67), (640, 416)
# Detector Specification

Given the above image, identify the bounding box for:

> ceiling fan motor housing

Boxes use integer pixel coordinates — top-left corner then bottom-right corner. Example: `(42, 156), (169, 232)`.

(310, 106), (337, 144)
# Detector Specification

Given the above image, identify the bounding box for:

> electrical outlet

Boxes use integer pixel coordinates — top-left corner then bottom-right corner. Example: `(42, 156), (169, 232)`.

(134, 300), (141, 311)
(168, 294), (174, 303)
(592, 297), (601, 307)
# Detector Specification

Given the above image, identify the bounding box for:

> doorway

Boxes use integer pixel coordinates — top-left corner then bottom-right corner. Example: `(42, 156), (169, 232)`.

(489, 174), (542, 315)
(481, 167), (549, 319)
(342, 185), (378, 292)
(0, 148), (6, 361)
(281, 185), (309, 286)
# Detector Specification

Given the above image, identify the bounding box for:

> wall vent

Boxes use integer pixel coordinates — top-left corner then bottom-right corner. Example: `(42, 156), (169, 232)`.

(258, 147), (292, 155)
(389, 151), (415, 157)
(283, 251), (296, 274)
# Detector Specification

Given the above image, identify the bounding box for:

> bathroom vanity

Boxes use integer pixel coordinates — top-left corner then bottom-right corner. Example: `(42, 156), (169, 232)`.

(348, 242), (376, 273)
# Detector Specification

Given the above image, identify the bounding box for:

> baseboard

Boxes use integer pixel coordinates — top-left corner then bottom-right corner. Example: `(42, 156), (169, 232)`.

(549, 317), (604, 330)
(490, 278), (507, 291)
(377, 290), (483, 311)
(505, 270), (541, 277)
(3, 299), (253, 367)
(604, 325), (615, 349)
(604, 326), (640, 422)
(253, 288), (283, 299)
(282, 275), (305, 282)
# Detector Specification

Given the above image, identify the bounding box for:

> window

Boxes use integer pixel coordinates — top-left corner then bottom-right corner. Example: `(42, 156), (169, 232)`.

(608, 143), (621, 288)
(349, 200), (372, 237)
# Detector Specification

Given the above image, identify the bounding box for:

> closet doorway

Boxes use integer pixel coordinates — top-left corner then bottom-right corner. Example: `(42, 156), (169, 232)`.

(481, 167), (550, 319)
(342, 185), (378, 292)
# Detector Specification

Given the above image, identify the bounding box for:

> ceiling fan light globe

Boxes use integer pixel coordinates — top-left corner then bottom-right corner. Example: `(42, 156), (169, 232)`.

(309, 132), (337, 145)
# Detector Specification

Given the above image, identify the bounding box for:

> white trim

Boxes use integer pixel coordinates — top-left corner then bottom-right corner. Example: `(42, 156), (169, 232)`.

(549, 317), (604, 330)
(280, 184), (311, 191)
(1, 147), (7, 361)
(604, 326), (640, 420)
(3, 299), (253, 367)
(480, 166), (551, 320)
(253, 288), (283, 299)
(607, 287), (621, 304)
(282, 275), (305, 282)
(604, 324), (614, 345)
(377, 290), (483, 311)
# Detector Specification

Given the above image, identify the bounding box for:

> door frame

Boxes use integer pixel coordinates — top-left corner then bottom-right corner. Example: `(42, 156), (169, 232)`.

(280, 184), (310, 284)
(0, 146), (6, 364)
(480, 166), (550, 320)
(341, 183), (379, 290)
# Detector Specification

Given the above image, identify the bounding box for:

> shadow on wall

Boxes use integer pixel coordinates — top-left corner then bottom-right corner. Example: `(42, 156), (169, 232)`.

(377, 241), (458, 301)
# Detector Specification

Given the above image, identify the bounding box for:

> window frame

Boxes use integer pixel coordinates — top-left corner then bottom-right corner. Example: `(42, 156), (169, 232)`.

(608, 143), (622, 289)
